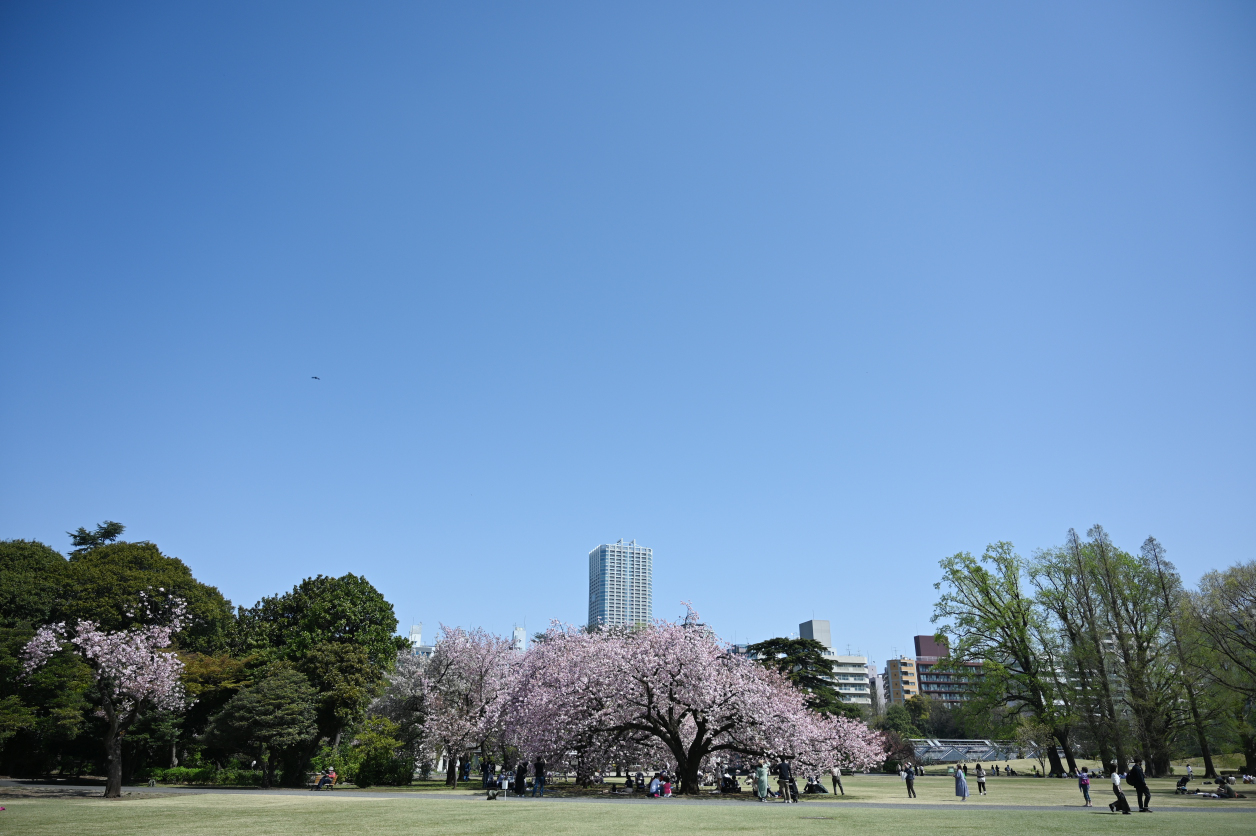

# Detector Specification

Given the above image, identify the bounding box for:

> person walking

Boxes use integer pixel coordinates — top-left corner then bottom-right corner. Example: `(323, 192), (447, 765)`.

(830, 765), (845, 796)
(777, 757), (794, 803)
(955, 764), (969, 801)
(1078, 767), (1092, 807)
(975, 763), (987, 796)
(905, 764), (917, 799)
(1109, 763), (1131, 814)
(1129, 758), (1152, 812)
(1187, 763), (1194, 781)
(755, 762), (770, 802)
(532, 757), (546, 797)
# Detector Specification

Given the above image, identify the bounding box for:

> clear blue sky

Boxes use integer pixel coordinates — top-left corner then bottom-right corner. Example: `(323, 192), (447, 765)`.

(2, 2), (1253, 668)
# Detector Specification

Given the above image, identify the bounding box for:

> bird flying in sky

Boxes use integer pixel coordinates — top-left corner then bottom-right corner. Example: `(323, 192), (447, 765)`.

(311, 376), (320, 380)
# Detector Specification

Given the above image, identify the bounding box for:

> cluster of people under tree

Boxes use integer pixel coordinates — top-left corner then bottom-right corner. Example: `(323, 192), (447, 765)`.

(484, 750), (1251, 809)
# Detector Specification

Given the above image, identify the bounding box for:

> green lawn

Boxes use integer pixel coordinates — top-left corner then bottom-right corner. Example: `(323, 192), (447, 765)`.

(3, 775), (1252, 836)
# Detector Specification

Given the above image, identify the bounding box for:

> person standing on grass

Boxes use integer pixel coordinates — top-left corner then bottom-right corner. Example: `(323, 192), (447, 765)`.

(830, 765), (845, 796)
(955, 764), (969, 801)
(905, 764), (917, 799)
(1187, 763), (1194, 781)
(1078, 767), (1092, 807)
(532, 757), (546, 797)
(777, 757), (794, 803)
(755, 762), (770, 802)
(975, 763), (987, 796)
(514, 761), (527, 797)
(1129, 758), (1152, 812)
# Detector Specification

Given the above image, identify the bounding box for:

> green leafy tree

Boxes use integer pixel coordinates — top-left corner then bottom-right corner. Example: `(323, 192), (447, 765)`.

(204, 666), (318, 788)
(297, 643), (386, 745)
(877, 704), (922, 738)
(746, 637), (846, 715)
(350, 716), (410, 787)
(1186, 560), (1256, 774)
(0, 540), (68, 628)
(904, 694), (932, 733)
(61, 540), (234, 653)
(1032, 530), (1128, 770)
(0, 626), (93, 775)
(235, 575), (407, 669)
(933, 542), (1076, 775)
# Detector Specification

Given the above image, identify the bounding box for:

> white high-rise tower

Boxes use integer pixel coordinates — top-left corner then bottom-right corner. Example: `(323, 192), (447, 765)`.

(587, 539), (652, 628)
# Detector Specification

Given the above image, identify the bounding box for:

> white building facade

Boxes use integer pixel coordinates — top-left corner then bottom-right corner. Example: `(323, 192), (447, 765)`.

(588, 539), (653, 628)
(799, 619), (872, 706)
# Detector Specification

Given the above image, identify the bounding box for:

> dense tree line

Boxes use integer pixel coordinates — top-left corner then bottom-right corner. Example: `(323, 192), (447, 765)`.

(931, 525), (1256, 778)
(0, 523), (407, 795)
(2, 524), (889, 797)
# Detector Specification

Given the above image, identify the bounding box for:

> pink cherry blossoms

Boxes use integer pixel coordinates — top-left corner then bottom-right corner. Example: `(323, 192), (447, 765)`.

(419, 625), (517, 786)
(23, 593), (190, 797)
(502, 612), (886, 794)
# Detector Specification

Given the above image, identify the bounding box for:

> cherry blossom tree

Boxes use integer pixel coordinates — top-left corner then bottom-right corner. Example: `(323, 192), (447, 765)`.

(420, 625), (516, 787)
(23, 593), (188, 798)
(506, 610), (885, 794)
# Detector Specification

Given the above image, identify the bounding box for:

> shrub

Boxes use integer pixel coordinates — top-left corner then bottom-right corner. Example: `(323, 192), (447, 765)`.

(141, 766), (262, 786)
(350, 717), (412, 788)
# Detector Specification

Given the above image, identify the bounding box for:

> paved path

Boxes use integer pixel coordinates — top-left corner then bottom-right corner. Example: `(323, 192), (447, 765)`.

(3, 780), (1253, 813)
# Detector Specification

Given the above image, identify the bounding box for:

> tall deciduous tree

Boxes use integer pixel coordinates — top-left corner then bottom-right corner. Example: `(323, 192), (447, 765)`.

(1032, 529), (1127, 770)
(506, 616), (885, 794)
(1143, 536), (1216, 778)
(1187, 561), (1256, 773)
(1084, 526), (1178, 776)
(420, 626), (516, 787)
(933, 542), (1076, 775)
(22, 594), (188, 797)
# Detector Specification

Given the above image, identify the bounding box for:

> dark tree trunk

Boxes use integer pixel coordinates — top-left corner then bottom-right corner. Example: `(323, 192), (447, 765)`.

(264, 748), (279, 789)
(1056, 730), (1078, 773)
(104, 718), (123, 798)
(445, 753), (458, 787)
(678, 756), (702, 795)
(1241, 730), (1256, 778)
(1046, 743), (1065, 777)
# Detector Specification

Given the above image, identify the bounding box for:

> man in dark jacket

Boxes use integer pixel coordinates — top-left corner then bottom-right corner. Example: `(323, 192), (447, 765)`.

(532, 758), (546, 797)
(1129, 758), (1152, 812)
(777, 758), (794, 803)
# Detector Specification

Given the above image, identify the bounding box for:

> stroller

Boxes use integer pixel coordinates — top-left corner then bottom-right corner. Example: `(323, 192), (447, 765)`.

(787, 777), (800, 802)
(1175, 776), (1191, 794)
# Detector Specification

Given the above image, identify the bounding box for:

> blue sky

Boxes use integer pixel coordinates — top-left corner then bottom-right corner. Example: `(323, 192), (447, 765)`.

(2, 2), (1253, 668)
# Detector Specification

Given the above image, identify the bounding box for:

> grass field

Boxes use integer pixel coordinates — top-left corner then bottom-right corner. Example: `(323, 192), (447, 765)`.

(3, 774), (1252, 836)
(2, 793), (1255, 836)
